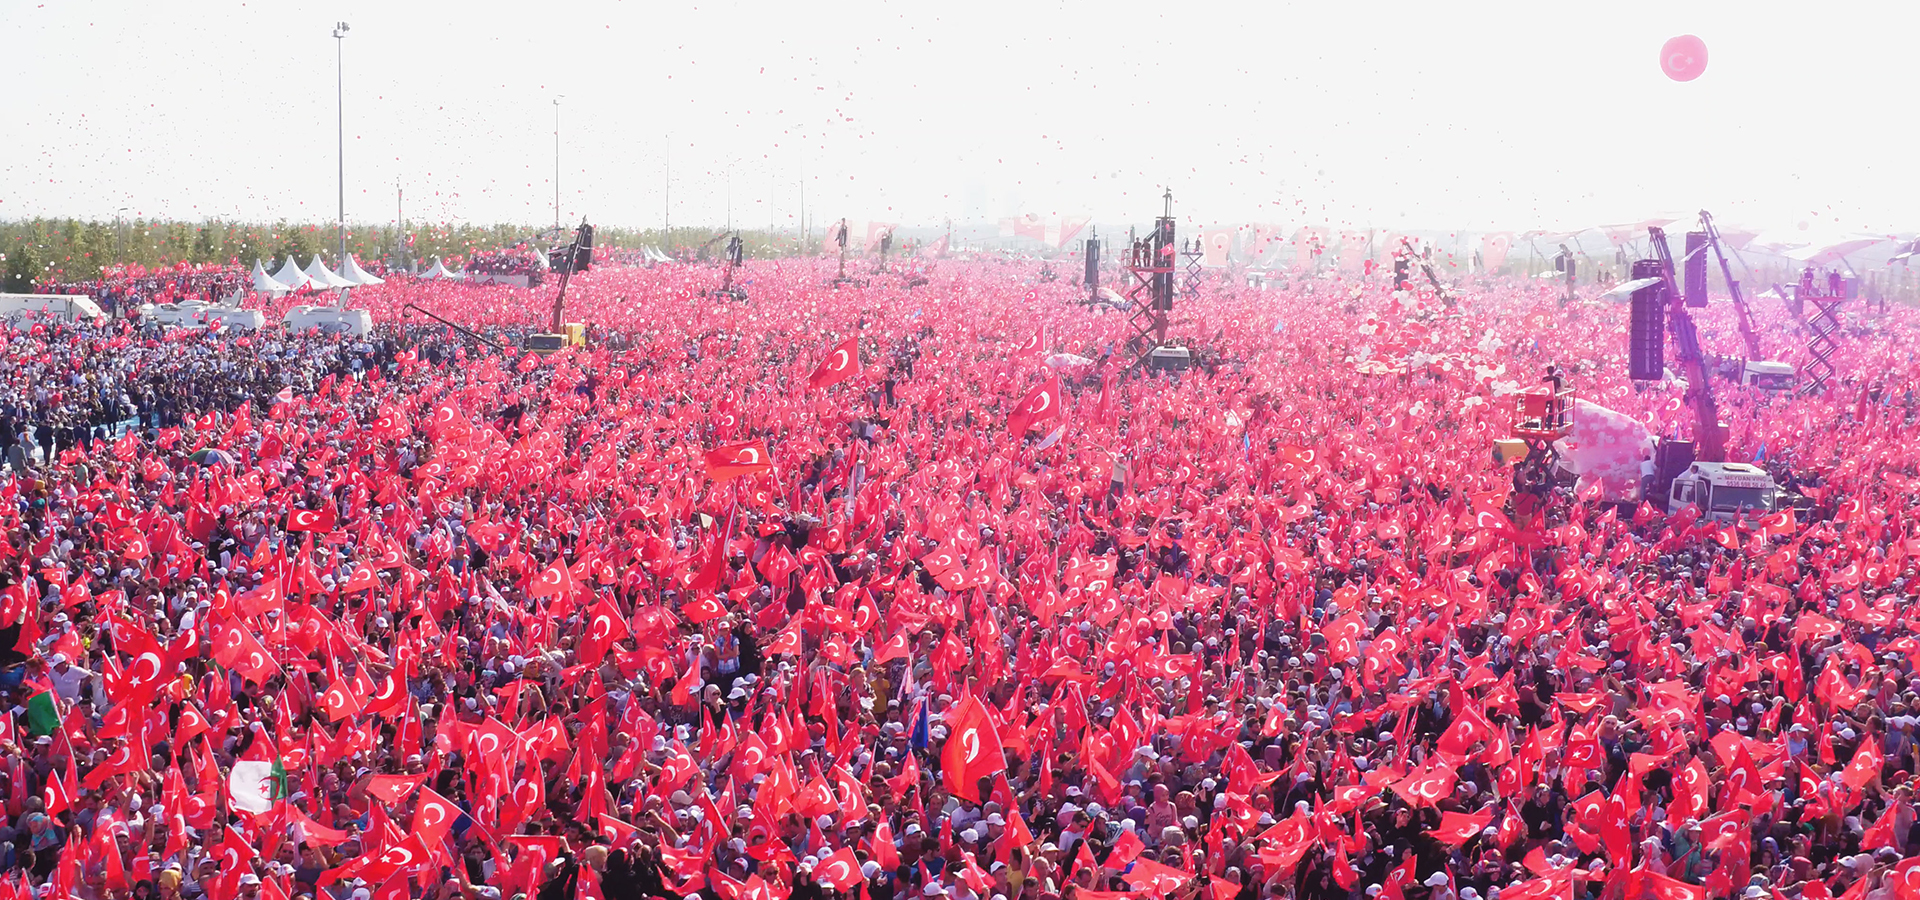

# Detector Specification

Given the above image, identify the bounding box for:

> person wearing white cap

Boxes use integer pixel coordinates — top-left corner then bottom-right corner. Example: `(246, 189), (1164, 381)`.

(45, 652), (92, 703)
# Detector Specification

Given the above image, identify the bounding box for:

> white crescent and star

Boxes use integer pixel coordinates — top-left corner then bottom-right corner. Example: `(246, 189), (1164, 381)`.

(130, 652), (162, 685)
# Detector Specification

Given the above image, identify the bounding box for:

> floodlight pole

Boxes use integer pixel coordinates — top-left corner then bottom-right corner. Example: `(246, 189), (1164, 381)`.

(554, 97), (563, 231)
(333, 21), (349, 264)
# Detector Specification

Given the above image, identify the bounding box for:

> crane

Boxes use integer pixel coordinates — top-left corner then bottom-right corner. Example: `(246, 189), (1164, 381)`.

(1691, 211), (1796, 390)
(526, 220), (593, 353)
(1649, 225), (1728, 463)
(1627, 227), (1786, 520)
(1696, 211), (1761, 359)
(704, 233), (747, 301)
(694, 231), (732, 262)
(1502, 227), (1788, 522)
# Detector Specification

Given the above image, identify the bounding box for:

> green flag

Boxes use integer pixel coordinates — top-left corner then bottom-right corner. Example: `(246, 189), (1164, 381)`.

(229, 758), (288, 814)
(24, 691), (58, 737)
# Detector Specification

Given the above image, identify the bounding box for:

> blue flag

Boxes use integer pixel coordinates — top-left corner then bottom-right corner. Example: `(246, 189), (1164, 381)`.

(909, 696), (929, 751)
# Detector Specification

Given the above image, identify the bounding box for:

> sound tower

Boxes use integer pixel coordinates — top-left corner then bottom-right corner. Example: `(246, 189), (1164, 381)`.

(1152, 217), (1175, 311)
(1683, 231), (1708, 308)
(573, 224), (595, 272)
(1629, 258), (1666, 381)
(548, 223), (595, 274)
(1084, 236), (1100, 289)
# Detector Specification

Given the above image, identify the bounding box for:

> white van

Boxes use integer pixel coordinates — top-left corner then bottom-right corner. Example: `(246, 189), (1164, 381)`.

(284, 305), (373, 336)
(0, 293), (106, 323)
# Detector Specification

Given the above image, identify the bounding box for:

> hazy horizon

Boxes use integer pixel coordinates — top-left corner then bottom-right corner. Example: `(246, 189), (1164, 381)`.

(8, 0), (1917, 238)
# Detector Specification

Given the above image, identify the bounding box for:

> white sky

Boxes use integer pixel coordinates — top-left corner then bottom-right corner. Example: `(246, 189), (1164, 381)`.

(5, 0), (1916, 235)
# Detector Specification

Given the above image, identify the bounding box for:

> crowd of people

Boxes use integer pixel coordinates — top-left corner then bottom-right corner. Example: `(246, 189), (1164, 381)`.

(35, 270), (249, 317)
(0, 255), (1914, 900)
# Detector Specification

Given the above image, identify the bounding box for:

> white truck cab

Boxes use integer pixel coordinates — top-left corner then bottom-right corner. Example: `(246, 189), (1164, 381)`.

(0, 293), (105, 323)
(1667, 461), (1779, 520)
(140, 300), (266, 331)
(284, 305), (373, 336)
(1741, 360), (1796, 391)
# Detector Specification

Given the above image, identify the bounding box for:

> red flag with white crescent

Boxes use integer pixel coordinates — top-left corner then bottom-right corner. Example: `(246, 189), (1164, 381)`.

(411, 787), (460, 849)
(526, 560), (579, 598)
(940, 692), (1006, 803)
(1012, 326), (1045, 359)
(808, 336), (861, 391)
(1008, 373), (1063, 438)
(705, 441), (773, 482)
(286, 506), (336, 533)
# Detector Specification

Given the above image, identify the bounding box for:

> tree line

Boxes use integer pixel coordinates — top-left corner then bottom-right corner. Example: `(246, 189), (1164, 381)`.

(1, 218), (820, 291)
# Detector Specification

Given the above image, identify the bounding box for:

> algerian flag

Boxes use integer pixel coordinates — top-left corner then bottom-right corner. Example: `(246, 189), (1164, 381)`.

(229, 759), (287, 814)
(24, 691), (59, 737)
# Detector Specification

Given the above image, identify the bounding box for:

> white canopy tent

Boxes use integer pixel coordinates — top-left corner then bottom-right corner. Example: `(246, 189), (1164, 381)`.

(304, 256), (357, 290)
(250, 260), (291, 295)
(339, 254), (385, 286)
(1784, 237), (1895, 267)
(420, 257), (465, 280)
(1599, 277), (1662, 303)
(271, 256), (315, 291)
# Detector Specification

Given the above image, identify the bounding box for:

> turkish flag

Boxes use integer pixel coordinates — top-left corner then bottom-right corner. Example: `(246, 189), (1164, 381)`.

(813, 848), (863, 891)
(320, 677), (364, 723)
(706, 441), (773, 482)
(1123, 857), (1193, 895)
(870, 820), (900, 871)
(1007, 373), (1063, 437)
(1888, 857), (1920, 900)
(1636, 870), (1706, 900)
(1391, 760), (1457, 807)
(1429, 808), (1494, 845)
(526, 560), (578, 598)
(941, 693), (1006, 803)
(581, 598), (631, 662)
(115, 528), (149, 559)
(286, 506), (336, 532)
(1012, 326), (1045, 359)
(338, 563), (379, 594)
(682, 595), (728, 624)
(364, 668), (410, 719)
(44, 769), (71, 816)
(683, 530), (727, 593)
(373, 872), (409, 900)
(808, 336), (861, 391)
(1843, 736), (1885, 789)
(411, 787), (460, 850)
(598, 814), (641, 846)
(364, 774), (425, 806)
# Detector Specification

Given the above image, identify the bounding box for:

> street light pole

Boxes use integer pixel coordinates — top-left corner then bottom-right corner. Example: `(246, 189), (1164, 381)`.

(333, 21), (350, 264)
(553, 97), (562, 231)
